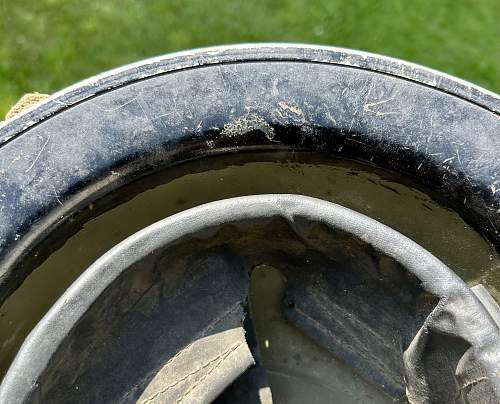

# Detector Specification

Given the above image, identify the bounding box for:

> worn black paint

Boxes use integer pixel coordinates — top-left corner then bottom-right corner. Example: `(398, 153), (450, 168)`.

(1, 44), (500, 306)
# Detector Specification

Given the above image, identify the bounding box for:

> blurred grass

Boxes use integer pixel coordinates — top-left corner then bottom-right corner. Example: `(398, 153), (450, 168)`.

(1, 0), (499, 116)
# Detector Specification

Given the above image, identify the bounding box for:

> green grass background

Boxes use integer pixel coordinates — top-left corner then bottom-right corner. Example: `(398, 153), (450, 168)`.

(1, 0), (499, 117)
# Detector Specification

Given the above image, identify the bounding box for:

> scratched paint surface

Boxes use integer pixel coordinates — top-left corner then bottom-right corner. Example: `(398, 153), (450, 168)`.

(0, 153), (498, 380)
(1, 52), (500, 389)
(2, 60), (500, 308)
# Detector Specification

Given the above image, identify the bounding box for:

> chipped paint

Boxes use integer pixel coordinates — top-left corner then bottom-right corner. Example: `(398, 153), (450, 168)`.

(221, 114), (275, 140)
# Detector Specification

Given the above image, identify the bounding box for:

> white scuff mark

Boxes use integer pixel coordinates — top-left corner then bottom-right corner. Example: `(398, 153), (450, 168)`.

(362, 80), (374, 111)
(47, 193), (63, 206)
(205, 49), (223, 56)
(217, 65), (229, 90)
(136, 97), (154, 124)
(486, 212), (498, 234)
(99, 97), (138, 112)
(150, 112), (170, 120)
(271, 78), (279, 96)
(364, 98), (393, 108)
(363, 97), (397, 117)
(25, 135), (51, 173)
(424, 115), (433, 154)
(323, 104), (337, 125)
(326, 111), (337, 125)
(339, 75), (355, 100)
(342, 55), (354, 65)
(456, 148), (463, 166)
(221, 114), (275, 140)
(442, 156), (455, 164)
(48, 183), (63, 206)
(7, 155), (21, 169)
(52, 99), (70, 107)
(277, 101), (304, 117)
(1, 134), (15, 144)
(196, 120), (203, 132)
(455, 147), (474, 187)
(489, 180), (500, 195)
(348, 138), (368, 147)
(489, 184), (500, 195)
(347, 110), (358, 133)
